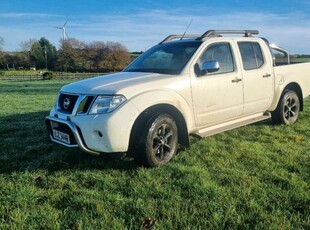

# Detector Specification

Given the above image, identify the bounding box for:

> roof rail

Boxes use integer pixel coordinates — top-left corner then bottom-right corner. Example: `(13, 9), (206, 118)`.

(160, 30), (259, 43)
(199, 30), (259, 39)
(160, 34), (201, 43)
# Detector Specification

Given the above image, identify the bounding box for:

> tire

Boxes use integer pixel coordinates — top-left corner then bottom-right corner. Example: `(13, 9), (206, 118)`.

(271, 90), (300, 125)
(133, 114), (178, 167)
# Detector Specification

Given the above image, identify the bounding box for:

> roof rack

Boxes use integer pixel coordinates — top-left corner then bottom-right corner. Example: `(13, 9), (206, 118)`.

(199, 30), (259, 39)
(160, 30), (259, 43)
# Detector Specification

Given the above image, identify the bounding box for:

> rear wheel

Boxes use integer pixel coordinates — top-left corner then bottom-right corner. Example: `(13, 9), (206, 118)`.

(133, 114), (178, 167)
(272, 90), (300, 125)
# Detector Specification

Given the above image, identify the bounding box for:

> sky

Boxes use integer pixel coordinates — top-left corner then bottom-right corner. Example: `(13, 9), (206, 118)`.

(1, 0), (310, 54)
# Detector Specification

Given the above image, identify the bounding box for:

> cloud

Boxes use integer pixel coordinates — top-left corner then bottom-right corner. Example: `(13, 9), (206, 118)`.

(71, 9), (310, 53)
(1, 8), (310, 54)
(0, 12), (61, 18)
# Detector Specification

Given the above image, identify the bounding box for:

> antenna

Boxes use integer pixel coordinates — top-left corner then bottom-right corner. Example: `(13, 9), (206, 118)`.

(180, 19), (193, 40)
(54, 19), (69, 40)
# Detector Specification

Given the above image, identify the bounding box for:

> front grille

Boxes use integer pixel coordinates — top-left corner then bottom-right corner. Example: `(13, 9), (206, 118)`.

(58, 93), (79, 114)
(57, 93), (95, 115)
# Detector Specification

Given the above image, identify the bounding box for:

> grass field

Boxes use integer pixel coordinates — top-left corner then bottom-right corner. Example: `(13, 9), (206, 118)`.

(291, 57), (310, 63)
(0, 80), (309, 229)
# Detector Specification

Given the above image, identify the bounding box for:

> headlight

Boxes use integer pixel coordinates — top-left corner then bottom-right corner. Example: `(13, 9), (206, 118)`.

(89, 95), (127, 114)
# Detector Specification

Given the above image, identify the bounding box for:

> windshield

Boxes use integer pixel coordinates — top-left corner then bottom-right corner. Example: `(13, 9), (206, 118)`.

(124, 41), (202, 75)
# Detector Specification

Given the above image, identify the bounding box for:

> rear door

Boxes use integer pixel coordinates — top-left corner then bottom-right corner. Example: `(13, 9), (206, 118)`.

(237, 40), (274, 114)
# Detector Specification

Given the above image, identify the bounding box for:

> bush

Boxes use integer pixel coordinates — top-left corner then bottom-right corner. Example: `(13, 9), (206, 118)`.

(41, 71), (54, 80)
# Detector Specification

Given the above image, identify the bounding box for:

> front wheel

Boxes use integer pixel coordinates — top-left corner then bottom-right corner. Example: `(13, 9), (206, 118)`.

(272, 90), (300, 125)
(134, 114), (178, 167)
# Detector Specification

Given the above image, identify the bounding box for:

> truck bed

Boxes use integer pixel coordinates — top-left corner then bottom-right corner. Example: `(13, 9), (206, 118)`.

(274, 62), (310, 99)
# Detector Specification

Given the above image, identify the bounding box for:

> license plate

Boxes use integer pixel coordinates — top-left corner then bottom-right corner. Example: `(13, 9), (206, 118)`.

(52, 130), (70, 144)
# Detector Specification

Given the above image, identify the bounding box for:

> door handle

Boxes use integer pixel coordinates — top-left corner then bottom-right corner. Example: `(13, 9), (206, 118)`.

(232, 78), (242, 83)
(263, 73), (271, 78)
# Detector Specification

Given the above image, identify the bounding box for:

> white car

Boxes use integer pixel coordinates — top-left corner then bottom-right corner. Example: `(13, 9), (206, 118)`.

(46, 30), (310, 167)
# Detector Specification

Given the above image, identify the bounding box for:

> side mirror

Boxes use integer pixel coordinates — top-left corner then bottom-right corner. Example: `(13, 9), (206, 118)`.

(200, 60), (220, 75)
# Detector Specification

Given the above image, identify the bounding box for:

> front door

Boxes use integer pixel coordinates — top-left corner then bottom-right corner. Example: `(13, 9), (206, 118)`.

(191, 42), (244, 128)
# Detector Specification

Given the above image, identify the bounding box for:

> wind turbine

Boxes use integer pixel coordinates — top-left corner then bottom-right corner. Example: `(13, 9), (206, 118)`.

(55, 19), (69, 40)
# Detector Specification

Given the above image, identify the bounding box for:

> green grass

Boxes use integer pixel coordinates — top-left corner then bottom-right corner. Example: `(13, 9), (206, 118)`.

(291, 57), (310, 63)
(0, 80), (309, 229)
(0, 70), (43, 76)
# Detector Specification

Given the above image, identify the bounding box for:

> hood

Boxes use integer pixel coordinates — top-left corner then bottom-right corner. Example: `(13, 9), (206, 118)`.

(60, 71), (179, 96)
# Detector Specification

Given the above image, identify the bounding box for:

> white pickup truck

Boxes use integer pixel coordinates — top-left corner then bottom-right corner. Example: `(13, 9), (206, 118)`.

(46, 30), (310, 167)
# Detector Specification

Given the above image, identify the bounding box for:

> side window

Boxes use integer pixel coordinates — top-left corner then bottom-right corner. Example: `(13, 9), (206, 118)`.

(198, 43), (235, 74)
(238, 42), (264, 70)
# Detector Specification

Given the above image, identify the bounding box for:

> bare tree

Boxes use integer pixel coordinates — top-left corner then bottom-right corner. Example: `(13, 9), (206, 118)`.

(19, 38), (37, 69)
(20, 38), (37, 52)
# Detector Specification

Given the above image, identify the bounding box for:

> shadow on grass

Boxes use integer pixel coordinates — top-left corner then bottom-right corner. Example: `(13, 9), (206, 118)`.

(2, 109), (300, 174)
(0, 111), (138, 174)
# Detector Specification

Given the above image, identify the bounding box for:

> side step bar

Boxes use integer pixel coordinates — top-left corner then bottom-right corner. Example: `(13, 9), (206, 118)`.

(194, 112), (271, 138)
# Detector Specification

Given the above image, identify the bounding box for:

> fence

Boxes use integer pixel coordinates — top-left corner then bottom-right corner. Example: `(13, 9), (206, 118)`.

(0, 72), (108, 81)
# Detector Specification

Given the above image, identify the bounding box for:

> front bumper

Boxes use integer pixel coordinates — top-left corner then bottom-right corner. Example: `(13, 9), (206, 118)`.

(46, 115), (100, 155)
(46, 100), (140, 154)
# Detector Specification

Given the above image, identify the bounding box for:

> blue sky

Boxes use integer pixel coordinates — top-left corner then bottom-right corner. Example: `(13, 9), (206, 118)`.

(1, 0), (310, 54)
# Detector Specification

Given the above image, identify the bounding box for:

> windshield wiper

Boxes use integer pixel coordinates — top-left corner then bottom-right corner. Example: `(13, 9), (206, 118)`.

(124, 68), (143, 72)
(125, 68), (156, 73)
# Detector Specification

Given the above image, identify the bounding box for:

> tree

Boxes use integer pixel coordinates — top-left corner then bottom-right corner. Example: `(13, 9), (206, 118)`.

(20, 38), (36, 51)
(2, 53), (24, 70)
(103, 42), (131, 71)
(57, 38), (86, 72)
(19, 38), (36, 69)
(30, 37), (57, 70)
(57, 38), (130, 72)
(0, 37), (4, 68)
(0, 37), (3, 52)
(84, 41), (107, 71)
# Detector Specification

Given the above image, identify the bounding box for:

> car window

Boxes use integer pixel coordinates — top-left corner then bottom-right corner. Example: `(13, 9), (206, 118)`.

(198, 43), (235, 74)
(124, 41), (201, 75)
(238, 42), (264, 70)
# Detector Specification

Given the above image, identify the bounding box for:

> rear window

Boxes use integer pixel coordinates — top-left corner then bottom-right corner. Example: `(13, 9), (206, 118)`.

(238, 42), (264, 70)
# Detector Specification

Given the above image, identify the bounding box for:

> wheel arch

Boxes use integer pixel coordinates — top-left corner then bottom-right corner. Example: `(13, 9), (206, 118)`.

(271, 84), (302, 125)
(282, 82), (303, 111)
(271, 82), (304, 112)
(129, 104), (190, 151)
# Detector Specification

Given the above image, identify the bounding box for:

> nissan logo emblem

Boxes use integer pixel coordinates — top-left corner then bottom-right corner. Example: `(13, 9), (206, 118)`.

(63, 98), (71, 110)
